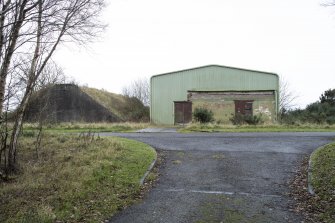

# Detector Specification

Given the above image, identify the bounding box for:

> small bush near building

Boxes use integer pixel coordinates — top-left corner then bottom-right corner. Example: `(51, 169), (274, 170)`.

(230, 113), (264, 125)
(193, 107), (214, 123)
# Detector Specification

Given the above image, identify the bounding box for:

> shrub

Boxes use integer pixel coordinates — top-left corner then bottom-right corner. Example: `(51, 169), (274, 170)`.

(280, 89), (335, 125)
(193, 107), (214, 123)
(306, 102), (335, 124)
(244, 114), (264, 125)
(121, 97), (149, 122)
(229, 113), (245, 125)
(230, 113), (264, 125)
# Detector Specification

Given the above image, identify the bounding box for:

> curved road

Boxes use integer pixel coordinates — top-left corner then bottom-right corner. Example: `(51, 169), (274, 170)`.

(104, 132), (335, 223)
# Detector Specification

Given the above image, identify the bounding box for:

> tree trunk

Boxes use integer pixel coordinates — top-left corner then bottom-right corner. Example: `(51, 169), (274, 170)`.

(2, 0), (105, 174)
(0, 0), (29, 120)
(7, 88), (33, 170)
(7, 0), (42, 171)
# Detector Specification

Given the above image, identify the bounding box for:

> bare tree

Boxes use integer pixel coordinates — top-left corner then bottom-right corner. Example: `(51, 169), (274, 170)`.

(32, 62), (66, 158)
(122, 77), (150, 106)
(0, 0), (105, 176)
(35, 62), (66, 90)
(1, 0), (105, 117)
(279, 77), (298, 115)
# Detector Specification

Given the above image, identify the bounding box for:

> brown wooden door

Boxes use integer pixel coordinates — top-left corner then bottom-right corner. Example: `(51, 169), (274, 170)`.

(174, 101), (192, 124)
(235, 100), (253, 116)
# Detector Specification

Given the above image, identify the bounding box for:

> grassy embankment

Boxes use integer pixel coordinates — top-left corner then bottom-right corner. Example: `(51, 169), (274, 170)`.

(309, 143), (335, 222)
(23, 122), (150, 133)
(180, 123), (335, 133)
(0, 133), (156, 222)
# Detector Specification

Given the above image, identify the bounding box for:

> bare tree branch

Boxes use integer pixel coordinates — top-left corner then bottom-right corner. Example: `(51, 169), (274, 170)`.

(122, 77), (150, 106)
(0, 0), (106, 176)
(279, 77), (298, 114)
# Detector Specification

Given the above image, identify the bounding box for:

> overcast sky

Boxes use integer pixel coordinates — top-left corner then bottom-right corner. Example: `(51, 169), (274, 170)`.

(54, 0), (335, 108)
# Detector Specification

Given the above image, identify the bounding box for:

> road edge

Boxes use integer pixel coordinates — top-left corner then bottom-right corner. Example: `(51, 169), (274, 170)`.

(140, 150), (157, 185)
(307, 154), (315, 195)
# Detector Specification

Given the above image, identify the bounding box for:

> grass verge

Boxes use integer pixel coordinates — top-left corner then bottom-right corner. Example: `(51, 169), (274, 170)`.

(310, 143), (335, 222)
(290, 144), (335, 223)
(0, 133), (156, 223)
(180, 123), (335, 133)
(23, 122), (150, 133)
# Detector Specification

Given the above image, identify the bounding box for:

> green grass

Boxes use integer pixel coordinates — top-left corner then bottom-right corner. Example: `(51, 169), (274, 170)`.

(0, 134), (156, 223)
(180, 123), (335, 133)
(310, 143), (335, 222)
(23, 122), (150, 133)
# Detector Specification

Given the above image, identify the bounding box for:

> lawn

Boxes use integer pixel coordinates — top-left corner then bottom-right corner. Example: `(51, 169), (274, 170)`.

(0, 133), (156, 223)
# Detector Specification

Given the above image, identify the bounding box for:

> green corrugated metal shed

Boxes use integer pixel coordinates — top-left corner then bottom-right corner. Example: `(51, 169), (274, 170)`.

(150, 65), (279, 125)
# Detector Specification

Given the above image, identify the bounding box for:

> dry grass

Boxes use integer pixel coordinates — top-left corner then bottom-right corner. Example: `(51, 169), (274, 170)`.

(0, 133), (156, 222)
(23, 122), (150, 133)
(180, 123), (335, 133)
(81, 86), (127, 118)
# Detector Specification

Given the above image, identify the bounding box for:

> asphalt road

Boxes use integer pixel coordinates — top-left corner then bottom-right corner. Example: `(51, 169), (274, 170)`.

(104, 132), (335, 223)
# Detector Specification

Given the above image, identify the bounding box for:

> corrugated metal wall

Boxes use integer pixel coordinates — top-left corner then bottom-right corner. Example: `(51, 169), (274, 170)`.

(150, 65), (279, 125)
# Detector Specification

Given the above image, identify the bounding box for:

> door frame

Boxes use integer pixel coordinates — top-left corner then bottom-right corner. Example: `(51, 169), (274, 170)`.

(174, 101), (192, 125)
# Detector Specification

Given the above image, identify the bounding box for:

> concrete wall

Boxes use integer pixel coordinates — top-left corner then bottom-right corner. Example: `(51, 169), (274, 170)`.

(189, 91), (276, 123)
(24, 84), (120, 123)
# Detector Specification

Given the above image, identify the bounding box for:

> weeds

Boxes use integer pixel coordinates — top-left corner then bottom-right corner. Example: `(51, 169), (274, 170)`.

(23, 122), (150, 133)
(180, 123), (335, 133)
(230, 113), (264, 125)
(78, 130), (95, 145)
(0, 134), (156, 222)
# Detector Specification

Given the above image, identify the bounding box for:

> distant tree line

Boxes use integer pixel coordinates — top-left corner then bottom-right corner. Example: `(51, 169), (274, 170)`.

(280, 89), (335, 125)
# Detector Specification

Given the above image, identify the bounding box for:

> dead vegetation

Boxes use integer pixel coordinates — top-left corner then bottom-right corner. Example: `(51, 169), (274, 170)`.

(0, 133), (156, 222)
(289, 155), (335, 223)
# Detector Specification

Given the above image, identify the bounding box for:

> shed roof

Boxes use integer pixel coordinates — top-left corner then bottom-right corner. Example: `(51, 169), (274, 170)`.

(151, 64), (278, 79)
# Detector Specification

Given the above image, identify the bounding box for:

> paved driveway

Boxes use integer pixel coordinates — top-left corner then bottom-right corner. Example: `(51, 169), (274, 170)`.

(105, 132), (335, 223)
